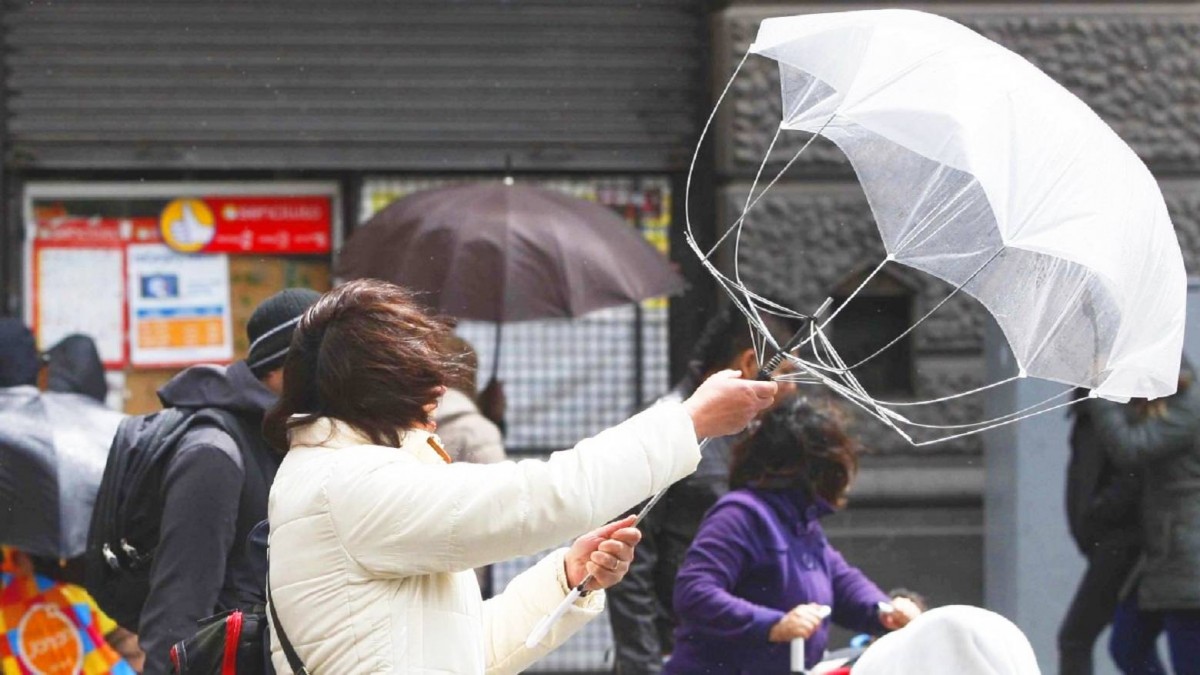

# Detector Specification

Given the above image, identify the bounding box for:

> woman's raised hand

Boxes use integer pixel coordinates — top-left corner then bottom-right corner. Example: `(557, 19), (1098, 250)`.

(682, 370), (778, 440)
(880, 596), (922, 630)
(768, 603), (828, 642)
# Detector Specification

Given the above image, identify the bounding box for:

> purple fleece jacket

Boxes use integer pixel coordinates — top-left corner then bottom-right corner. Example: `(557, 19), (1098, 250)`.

(664, 487), (888, 673)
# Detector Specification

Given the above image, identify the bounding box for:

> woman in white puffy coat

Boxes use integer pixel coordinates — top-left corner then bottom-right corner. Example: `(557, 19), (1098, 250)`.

(261, 280), (778, 674)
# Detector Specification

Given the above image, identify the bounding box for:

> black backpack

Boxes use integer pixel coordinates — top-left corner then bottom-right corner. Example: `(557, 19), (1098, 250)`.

(84, 406), (260, 630)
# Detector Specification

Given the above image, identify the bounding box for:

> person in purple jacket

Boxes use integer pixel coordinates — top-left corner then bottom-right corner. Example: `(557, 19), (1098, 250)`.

(664, 397), (921, 673)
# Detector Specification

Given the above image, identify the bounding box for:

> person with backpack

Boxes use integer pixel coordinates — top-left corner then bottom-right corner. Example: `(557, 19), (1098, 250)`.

(90, 289), (319, 674)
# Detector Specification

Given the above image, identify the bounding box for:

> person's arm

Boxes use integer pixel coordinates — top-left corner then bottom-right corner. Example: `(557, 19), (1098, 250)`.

(328, 402), (701, 577)
(138, 434), (243, 675)
(671, 502), (785, 642)
(482, 514), (640, 675)
(827, 548), (888, 635)
(104, 627), (145, 672)
(607, 498), (666, 675)
(1089, 395), (1200, 468)
(479, 548), (603, 675)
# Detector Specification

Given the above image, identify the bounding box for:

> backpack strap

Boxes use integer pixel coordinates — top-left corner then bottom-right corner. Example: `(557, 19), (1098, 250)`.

(102, 408), (197, 568)
(267, 574), (309, 674)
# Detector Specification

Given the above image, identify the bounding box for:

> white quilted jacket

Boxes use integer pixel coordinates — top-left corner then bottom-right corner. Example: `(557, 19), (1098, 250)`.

(267, 402), (700, 674)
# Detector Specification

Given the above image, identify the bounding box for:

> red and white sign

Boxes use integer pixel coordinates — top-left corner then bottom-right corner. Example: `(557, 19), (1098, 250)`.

(159, 196), (332, 254)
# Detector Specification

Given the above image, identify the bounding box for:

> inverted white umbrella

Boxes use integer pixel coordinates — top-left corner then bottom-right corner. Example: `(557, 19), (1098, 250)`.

(686, 9), (1185, 444)
(529, 8), (1188, 644)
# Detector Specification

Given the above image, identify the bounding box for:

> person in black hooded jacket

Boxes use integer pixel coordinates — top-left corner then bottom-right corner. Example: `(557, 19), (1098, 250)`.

(1058, 388), (1143, 675)
(138, 288), (319, 675)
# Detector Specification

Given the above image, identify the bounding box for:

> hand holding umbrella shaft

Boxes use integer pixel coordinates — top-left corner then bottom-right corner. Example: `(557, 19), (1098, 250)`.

(525, 320), (815, 649)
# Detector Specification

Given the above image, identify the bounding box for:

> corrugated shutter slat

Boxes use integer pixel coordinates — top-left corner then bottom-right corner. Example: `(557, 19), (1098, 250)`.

(4, 0), (703, 171)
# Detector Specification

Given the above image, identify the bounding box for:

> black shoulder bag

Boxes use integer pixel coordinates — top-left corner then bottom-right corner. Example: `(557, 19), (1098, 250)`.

(170, 574), (309, 674)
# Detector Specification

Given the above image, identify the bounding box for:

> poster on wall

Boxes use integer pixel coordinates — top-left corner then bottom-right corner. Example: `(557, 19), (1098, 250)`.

(33, 245), (126, 368)
(126, 244), (234, 367)
(23, 182), (339, 375)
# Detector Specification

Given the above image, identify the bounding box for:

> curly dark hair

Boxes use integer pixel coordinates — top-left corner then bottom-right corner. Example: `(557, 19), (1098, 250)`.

(263, 279), (467, 451)
(729, 396), (860, 507)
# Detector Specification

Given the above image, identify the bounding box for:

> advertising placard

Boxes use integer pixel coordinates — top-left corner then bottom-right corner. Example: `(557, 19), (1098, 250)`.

(159, 195), (332, 254)
(126, 244), (234, 367)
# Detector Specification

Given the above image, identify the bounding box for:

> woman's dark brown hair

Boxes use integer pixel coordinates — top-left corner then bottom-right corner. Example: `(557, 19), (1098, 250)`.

(263, 279), (465, 451)
(729, 396), (860, 507)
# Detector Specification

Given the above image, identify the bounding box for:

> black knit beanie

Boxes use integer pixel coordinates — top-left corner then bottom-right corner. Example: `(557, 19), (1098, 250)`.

(246, 288), (322, 378)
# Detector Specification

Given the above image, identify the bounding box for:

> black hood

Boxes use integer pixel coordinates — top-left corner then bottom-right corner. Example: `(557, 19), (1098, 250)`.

(46, 334), (108, 403)
(157, 360), (276, 414)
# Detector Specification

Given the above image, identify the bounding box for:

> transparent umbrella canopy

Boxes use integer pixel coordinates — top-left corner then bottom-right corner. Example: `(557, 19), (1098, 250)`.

(688, 8), (1186, 443)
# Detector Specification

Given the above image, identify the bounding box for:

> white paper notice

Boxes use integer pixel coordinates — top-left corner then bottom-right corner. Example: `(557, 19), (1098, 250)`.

(126, 244), (233, 366)
(36, 247), (125, 365)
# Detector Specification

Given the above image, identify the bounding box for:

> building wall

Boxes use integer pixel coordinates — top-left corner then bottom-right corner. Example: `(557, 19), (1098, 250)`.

(713, 2), (1200, 669)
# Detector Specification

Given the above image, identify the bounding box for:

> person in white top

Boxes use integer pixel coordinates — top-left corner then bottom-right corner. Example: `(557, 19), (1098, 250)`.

(262, 279), (779, 674)
(852, 605), (1041, 675)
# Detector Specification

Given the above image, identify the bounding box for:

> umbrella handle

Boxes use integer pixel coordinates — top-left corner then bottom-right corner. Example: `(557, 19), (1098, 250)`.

(523, 439), (713, 649)
(490, 321), (503, 384)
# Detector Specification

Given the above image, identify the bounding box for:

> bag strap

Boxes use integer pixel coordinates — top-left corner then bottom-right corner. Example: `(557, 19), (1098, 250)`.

(267, 574), (310, 675)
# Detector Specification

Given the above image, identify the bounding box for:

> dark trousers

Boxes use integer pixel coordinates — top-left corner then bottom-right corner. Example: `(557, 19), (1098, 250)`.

(607, 508), (672, 675)
(1058, 543), (1140, 675)
(1110, 590), (1200, 675)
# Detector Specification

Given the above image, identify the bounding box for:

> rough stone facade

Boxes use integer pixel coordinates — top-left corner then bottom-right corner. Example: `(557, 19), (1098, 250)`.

(712, 4), (1200, 458)
(718, 5), (1200, 177)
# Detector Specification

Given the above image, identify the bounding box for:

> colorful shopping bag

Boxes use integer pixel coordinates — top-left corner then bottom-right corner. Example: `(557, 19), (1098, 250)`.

(0, 569), (134, 675)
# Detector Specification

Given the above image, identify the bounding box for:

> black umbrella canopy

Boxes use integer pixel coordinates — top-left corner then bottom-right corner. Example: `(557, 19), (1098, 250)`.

(337, 182), (684, 322)
(0, 388), (123, 559)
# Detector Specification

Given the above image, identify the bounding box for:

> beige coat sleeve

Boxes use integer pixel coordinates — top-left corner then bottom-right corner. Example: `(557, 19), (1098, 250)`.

(325, 402), (700, 577)
(482, 548), (604, 675)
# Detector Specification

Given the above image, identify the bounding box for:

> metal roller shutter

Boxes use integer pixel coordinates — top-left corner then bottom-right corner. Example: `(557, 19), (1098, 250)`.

(3, 0), (704, 171)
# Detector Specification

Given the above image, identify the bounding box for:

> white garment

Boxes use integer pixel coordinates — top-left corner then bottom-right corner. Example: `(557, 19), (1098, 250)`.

(853, 605), (1041, 675)
(267, 402), (700, 674)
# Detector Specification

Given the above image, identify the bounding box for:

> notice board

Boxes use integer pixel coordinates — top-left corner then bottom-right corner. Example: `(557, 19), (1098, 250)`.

(24, 182), (339, 414)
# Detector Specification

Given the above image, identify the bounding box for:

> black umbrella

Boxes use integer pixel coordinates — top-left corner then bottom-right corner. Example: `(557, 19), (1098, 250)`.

(337, 180), (685, 379)
(0, 388), (123, 559)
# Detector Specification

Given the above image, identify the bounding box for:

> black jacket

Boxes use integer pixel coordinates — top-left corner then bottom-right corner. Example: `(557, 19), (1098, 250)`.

(607, 378), (740, 675)
(1066, 392), (1141, 554)
(138, 361), (281, 675)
